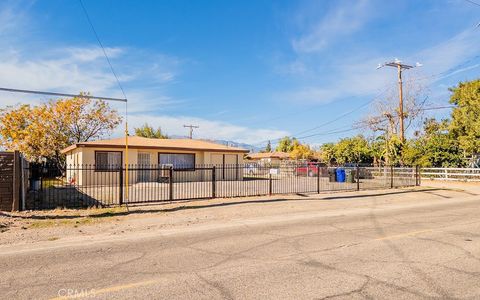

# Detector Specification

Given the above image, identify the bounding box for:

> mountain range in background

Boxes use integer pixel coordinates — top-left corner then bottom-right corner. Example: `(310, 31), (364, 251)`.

(210, 139), (262, 153)
(169, 135), (261, 153)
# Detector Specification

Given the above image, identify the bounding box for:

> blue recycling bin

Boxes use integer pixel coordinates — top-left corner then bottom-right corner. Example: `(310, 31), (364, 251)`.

(336, 168), (346, 182)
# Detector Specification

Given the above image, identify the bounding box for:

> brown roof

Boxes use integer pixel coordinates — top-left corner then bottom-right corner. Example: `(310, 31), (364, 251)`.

(246, 152), (291, 160)
(61, 136), (249, 154)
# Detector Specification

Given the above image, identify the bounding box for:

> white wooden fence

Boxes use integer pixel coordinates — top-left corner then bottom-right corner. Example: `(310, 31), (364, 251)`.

(421, 168), (480, 182)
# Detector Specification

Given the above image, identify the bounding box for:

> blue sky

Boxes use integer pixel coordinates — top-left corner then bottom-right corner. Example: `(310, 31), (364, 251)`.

(1, 0), (480, 147)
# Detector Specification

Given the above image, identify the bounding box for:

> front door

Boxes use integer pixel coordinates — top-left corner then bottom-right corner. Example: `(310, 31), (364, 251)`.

(137, 152), (151, 182)
(224, 154), (238, 180)
(211, 154), (224, 180)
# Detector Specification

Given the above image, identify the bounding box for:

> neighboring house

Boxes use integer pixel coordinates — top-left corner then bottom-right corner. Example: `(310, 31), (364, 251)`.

(61, 136), (248, 184)
(246, 152), (291, 166)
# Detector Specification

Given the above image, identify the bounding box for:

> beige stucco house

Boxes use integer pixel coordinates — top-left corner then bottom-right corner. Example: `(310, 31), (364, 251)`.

(61, 136), (248, 185)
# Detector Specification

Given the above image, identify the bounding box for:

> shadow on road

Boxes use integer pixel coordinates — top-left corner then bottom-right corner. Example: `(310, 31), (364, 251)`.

(3, 187), (454, 221)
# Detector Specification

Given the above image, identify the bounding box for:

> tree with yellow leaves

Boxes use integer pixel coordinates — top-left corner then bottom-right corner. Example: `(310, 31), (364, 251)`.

(290, 139), (314, 160)
(0, 95), (122, 168)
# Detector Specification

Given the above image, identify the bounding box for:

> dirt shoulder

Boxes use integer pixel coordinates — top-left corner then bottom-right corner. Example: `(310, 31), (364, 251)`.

(0, 185), (478, 249)
(421, 179), (480, 194)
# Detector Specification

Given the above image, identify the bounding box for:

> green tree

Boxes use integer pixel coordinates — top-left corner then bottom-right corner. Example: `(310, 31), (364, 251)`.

(384, 135), (403, 166)
(134, 123), (168, 139)
(403, 119), (464, 167)
(0, 95), (121, 168)
(369, 136), (386, 166)
(449, 79), (480, 156)
(333, 135), (373, 164)
(290, 142), (313, 160)
(276, 136), (295, 152)
(264, 140), (272, 153)
(319, 143), (336, 165)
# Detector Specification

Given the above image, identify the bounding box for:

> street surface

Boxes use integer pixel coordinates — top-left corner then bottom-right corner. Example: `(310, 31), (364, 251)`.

(1, 183), (480, 299)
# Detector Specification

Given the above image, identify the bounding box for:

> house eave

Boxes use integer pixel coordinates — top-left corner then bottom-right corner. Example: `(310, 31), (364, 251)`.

(61, 143), (249, 154)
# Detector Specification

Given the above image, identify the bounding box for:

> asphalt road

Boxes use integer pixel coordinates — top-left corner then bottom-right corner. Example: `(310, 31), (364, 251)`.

(2, 188), (480, 299)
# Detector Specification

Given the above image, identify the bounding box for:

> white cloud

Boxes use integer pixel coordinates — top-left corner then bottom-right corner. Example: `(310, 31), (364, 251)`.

(276, 56), (394, 104)
(279, 23), (480, 105)
(0, 2), (288, 145)
(0, 49), (117, 93)
(123, 114), (289, 145)
(0, 2), (182, 108)
(292, 0), (372, 53)
(278, 87), (339, 104)
(65, 47), (124, 62)
(414, 28), (480, 81)
(0, 1), (30, 37)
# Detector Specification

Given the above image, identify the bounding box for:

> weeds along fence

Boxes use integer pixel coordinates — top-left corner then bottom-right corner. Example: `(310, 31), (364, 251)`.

(24, 164), (419, 210)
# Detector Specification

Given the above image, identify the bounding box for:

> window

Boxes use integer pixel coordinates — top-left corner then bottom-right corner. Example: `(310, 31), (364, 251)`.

(95, 151), (122, 171)
(159, 153), (195, 170)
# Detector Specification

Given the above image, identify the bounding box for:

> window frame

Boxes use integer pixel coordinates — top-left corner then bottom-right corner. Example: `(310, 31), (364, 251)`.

(94, 151), (123, 171)
(158, 152), (196, 171)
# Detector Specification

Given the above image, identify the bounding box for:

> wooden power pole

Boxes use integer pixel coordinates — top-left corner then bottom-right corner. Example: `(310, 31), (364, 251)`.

(183, 124), (199, 139)
(377, 59), (422, 142)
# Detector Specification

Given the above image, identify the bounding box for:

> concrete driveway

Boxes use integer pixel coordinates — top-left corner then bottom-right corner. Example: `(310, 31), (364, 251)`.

(1, 184), (480, 299)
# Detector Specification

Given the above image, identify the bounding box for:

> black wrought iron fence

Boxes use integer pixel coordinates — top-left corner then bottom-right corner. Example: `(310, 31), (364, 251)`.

(25, 164), (419, 210)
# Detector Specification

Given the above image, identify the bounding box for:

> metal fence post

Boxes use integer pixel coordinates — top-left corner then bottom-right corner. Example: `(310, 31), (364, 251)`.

(390, 165), (394, 188)
(169, 166), (174, 201)
(269, 173), (272, 196)
(119, 166), (124, 205)
(356, 164), (360, 191)
(418, 166), (422, 186)
(415, 165), (420, 186)
(317, 164), (320, 194)
(212, 166), (216, 199)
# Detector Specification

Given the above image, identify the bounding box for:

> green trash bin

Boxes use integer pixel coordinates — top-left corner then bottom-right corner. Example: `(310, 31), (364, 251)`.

(345, 169), (355, 183)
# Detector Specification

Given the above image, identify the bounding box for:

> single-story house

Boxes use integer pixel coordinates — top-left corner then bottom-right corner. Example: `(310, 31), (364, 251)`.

(61, 136), (249, 184)
(246, 151), (291, 166)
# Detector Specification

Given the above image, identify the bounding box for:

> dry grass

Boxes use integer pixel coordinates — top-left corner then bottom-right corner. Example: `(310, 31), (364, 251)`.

(0, 222), (9, 233)
(27, 207), (128, 229)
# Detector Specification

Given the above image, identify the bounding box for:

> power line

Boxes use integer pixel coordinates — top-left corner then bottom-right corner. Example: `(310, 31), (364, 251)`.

(420, 105), (455, 111)
(256, 103), (456, 146)
(405, 55), (480, 84)
(297, 106), (454, 143)
(78, 0), (131, 205)
(298, 127), (357, 141)
(294, 86), (391, 137)
(464, 0), (480, 7)
(250, 51), (479, 149)
(252, 85), (393, 147)
(78, 0), (127, 101)
(0, 87), (127, 102)
(254, 54), (480, 148)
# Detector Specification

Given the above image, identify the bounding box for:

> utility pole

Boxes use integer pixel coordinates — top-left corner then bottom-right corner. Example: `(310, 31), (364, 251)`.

(0, 87), (131, 202)
(183, 124), (199, 139)
(377, 59), (422, 143)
